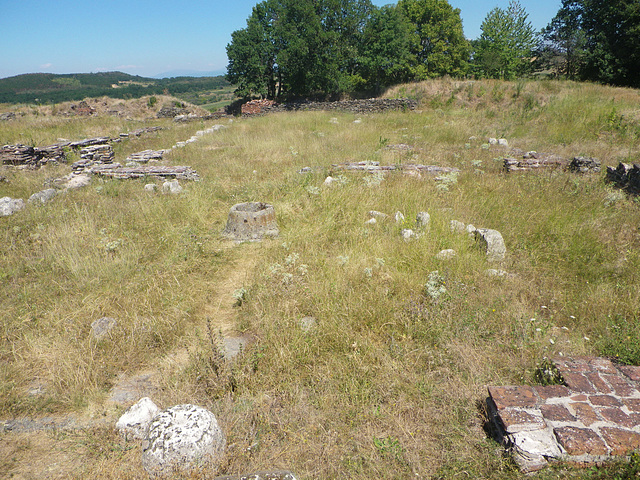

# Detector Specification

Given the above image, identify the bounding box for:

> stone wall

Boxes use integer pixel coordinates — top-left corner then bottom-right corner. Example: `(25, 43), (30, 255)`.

(242, 98), (417, 116)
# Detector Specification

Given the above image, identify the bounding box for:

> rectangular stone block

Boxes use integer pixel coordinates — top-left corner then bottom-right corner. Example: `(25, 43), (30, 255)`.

(535, 385), (570, 401)
(618, 365), (640, 382)
(623, 398), (640, 412)
(588, 357), (618, 375)
(498, 408), (546, 433)
(600, 427), (640, 455)
(585, 372), (613, 394)
(554, 358), (591, 374)
(589, 395), (622, 407)
(488, 386), (538, 409)
(599, 408), (639, 428)
(554, 426), (608, 456)
(570, 402), (600, 426)
(540, 404), (576, 422)
(563, 373), (597, 393)
(604, 375), (638, 397)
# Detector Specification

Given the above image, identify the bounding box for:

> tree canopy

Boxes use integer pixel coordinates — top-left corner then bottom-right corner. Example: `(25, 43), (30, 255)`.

(474, 1), (538, 79)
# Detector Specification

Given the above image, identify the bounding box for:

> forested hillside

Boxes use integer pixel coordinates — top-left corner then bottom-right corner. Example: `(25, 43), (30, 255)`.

(0, 72), (230, 104)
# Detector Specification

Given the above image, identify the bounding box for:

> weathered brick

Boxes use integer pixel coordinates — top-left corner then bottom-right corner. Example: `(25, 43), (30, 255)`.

(488, 386), (538, 409)
(588, 357), (618, 375)
(600, 427), (640, 455)
(585, 372), (613, 394)
(498, 408), (546, 433)
(571, 402), (600, 426)
(604, 375), (638, 397)
(618, 365), (640, 382)
(623, 398), (640, 412)
(598, 408), (638, 428)
(554, 426), (608, 455)
(589, 395), (622, 407)
(563, 373), (597, 393)
(540, 404), (576, 422)
(571, 394), (588, 402)
(554, 358), (591, 374)
(535, 385), (570, 401)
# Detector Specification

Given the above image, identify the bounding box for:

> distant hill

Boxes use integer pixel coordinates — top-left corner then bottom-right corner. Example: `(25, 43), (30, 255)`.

(0, 71), (230, 104)
(152, 69), (226, 79)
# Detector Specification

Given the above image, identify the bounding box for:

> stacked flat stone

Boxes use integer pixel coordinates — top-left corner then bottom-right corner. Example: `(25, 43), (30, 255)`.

(488, 356), (640, 472)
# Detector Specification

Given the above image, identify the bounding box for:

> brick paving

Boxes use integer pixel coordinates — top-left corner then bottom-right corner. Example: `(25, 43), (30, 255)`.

(487, 356), (640, 472)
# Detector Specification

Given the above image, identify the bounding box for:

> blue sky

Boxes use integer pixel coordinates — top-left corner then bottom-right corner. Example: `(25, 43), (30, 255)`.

(0, 0), (561, 79)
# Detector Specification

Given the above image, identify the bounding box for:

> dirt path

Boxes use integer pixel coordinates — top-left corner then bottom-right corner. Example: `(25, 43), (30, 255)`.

(1, 242), (263, 479)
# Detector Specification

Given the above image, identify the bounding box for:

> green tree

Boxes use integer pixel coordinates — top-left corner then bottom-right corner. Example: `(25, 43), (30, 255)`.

(397, 0), (470, 78)
(536, 1), (586, 79)
(474, 1), (538, 79)
(358, 5), (416, 93)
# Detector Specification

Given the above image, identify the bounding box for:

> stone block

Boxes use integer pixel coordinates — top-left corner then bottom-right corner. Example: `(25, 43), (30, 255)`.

(571, 403), (600, 426)
(222, 202), (279, 241)
(562, 373), (596, 393)
(488, 386), (538, 409)
(604, 374), (637, 397)
(589, 395), (622, 407)
(623, 398), (640, 412)
(585, 372), (613, 394)
(618, 365), (640, 382)
(498, 408), (546, 433)
(554, 426), (608, 456)
(534, 385), (570, 401)
(598, 408), (638, 428)
(600, 427), (640, 456)
(540, 404), (576, 422)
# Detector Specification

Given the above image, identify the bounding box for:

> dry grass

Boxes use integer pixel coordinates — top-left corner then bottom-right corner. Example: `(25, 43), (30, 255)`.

(1, 78), (640, 479)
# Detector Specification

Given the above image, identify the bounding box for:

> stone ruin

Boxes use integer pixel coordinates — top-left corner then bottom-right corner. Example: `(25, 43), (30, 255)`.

(222, 202), (279, 241)
(241, 98), (418, 116)
(607, 162), (640, 195)
(488, 356), (640, 472)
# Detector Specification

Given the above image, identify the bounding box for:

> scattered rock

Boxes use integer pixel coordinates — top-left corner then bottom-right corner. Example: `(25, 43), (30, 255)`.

(222, 202), (279, 241)
(299, 316), (317, 332)
(63, 174), (91, 190)
(0, 112), (16, 121)
(142, 404), (225, 478)
(91, 317), (117, 341)
(606, 162), (640, 195)
(416, 212), (430, 230)
(568, 156), (601, 174)
(450, 220), (466, 233)
(486, 269), (515, 278)
(0, 197), (25, 216)
(144, 184), (157, 192)
(323, 176), (335, 186)
(298, 167), (313, 174)
(498, 138), (509, 147)
(365, 218), (377, 225)
(162, 179), (183, 194)
(116, 397), (161, 441)
(395, 211), (405, 223)
(28, 188), (57, 204)
(402, 229), (416, 241)
(214, 472), (299, 480)
(466, 224), (477, 236)
(436, 249), (456, 260)
(367, 210), (389, 221)
(475, 228), (506, 262)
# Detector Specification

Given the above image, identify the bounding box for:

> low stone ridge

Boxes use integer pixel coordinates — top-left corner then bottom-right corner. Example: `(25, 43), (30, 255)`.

(214, 472), (299, 480)
(607, 162), (640, 195)
(332, 161), (459, 175)
(142, 404), (225, 477)
(488, 356), (640, 472)
(89, 164), (199, 181)
(243, 98), (417, 116)
(503, 150), (567, 172)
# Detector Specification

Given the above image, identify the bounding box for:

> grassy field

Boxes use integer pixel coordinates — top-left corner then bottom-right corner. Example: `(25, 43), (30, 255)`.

(1, 78), (640, 479)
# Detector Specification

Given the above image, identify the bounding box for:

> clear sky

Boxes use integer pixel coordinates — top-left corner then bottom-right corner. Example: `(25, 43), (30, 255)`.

(0, 0), (561, 79)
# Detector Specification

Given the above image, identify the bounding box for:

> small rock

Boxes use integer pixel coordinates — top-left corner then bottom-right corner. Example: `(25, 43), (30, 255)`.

(116, 397), (161, 441)
(142, 404), (225, 477)
(498, 138), (509, 147)
(64, 174), (91, 190)
(28, 188), (57, 205)
(91, 317), (117, 340)
(402, 229), (416, 241)
(395, 211), (405, 224)
(436, 249), (456, 260)
(162, 180), (183, 194)
(416, 212), (430, 230)
(329, 117), (339, 124)
(466, 224), (477, 236)
(323, 176), (335, 186)
(365, 218), (377, 225)
(300, 316), (317, 332)
(144, 184), (157, 192)
(569, 156), (601, 174)
(450, 220), (466, 233)
(353, 118), (362, 124)
(488, 138), (498, 145)
(0, 197), (25, 216)
(368, 210), (389, 221)
(475, 228), (506, 262)
(298, 167), (313, 174)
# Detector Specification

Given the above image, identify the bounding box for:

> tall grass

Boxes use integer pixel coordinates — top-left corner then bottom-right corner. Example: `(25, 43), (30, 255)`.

(1, 80), (640, 478)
